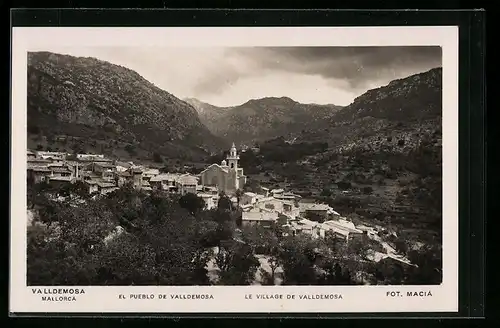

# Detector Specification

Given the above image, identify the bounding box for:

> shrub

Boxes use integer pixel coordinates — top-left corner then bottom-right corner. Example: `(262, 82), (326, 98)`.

(362, 186), (373, 194)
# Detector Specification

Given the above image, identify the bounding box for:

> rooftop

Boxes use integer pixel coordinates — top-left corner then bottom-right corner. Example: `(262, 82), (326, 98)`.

(323, 219), (363, 234)
(200, 163), (228, 174)
(29, 166), (51, 172)
(177, 174), (198, 185)
(49, 176), (73, 182)
(197, 193), (215, 198)
(150, 173), (181, 182)
(97, 181), (116, 188)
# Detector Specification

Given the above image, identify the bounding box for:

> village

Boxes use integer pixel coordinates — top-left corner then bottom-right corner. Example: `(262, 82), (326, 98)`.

(27, 143), (415, 282)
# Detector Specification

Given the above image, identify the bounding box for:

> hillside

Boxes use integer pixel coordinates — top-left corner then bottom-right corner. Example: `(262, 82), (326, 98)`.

(27, 52), (227, 161)
(185, 97), (342, 146)
(183, 98), (231, 134)
(239, 68), (443, 240)
(297, 67), (442, 153)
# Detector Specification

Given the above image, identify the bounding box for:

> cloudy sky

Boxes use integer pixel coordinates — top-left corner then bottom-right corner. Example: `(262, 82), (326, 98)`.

(32, 46), (441, 107)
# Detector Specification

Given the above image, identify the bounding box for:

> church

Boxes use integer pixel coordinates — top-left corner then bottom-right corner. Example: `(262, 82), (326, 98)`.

(200, 143), (247, 195)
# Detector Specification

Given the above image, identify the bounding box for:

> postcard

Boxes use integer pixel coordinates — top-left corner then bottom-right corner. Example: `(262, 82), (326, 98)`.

(10, 25), (458, 314)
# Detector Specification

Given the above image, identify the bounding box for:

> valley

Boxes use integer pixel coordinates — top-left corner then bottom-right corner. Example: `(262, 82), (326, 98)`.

(25, 51), (443, 287)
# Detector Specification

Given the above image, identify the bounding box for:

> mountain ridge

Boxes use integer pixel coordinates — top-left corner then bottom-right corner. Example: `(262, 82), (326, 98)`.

(27, 51), (227, 161)
(185, 96), (343, 146)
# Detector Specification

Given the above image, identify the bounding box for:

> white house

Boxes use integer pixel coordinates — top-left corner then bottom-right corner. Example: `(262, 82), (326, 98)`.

(240, 192), (258, 206)
(149, 173), (181, 191)
(241, 207), (279, 228)
(176, 174), (198, 195)
(320, 219), (364, 242)
(197, 193), (218, 210)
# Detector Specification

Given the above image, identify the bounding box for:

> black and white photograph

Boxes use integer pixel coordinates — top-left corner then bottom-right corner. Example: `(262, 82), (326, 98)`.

(11, 26), (459, 314)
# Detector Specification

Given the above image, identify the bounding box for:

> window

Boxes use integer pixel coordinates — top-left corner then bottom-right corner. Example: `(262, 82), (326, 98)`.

(231, 163), (234, 168)
(265, 203), (275, 210)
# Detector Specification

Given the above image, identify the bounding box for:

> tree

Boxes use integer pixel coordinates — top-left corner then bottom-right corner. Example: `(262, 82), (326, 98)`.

(216, 241), (260, 285)
(404, 245), (442, 285)
(235, 189), (242, 206)
(58, 181), (89, 200)
(125, 144), (136, 155)
(320, 188), (332, 197)
(305, 211), (326, 223)
(152, 152), (162, 163)
(362, 186), (373, 194)
(243, 179), (260, 193)
(278, 235), (319, 285)
(28, 125), (40, 134)
(178, 193), (206, 216)
(27, 188), (213, 286)
(337, 181), (351, 190)
(217, 194), (232, 211)
(195, 220), (220, 248)
(317, 259), (357, 285)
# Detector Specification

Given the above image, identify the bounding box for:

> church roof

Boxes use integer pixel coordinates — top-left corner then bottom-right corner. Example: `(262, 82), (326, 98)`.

(200, 163), (228, 174)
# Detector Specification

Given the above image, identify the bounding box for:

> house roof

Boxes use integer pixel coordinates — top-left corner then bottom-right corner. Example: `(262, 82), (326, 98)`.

(255, 196), (276, 204)
(29, 166), (51, 172)
(197, 193), (214, 198)
(115, 161), (132, 168)
(300, 203), (331, 212)
(51, 167), (71, 173)
(150, 173), (180, 182)
(243, 192), (257, 197)
(97, 181), (116, 188)
(322, 220), (363, 234)
(242, 212), (278, 222)
(27, 158), (51, 164)
(298, 218), (319, 227)
(143, 168), (160, 175)
(95, 162), (115, 168)
(49, 176), (73, 182)
(366, 252), (416, 267)
(177, 174), (198, 185)
(270, 189), (284, 194)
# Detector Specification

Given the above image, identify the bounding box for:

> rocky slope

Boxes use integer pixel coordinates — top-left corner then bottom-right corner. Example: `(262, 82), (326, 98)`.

(183, 98), (231, 134)
(185, 96), (342, 146)
(27, 52), (226, 161)
(297, 67), (442, 155)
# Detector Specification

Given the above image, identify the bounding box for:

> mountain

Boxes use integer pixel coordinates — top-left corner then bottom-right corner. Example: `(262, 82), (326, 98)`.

(238, 68), (443, 235)
(297, 67), (442, 154)
(27, 52), (227, 161)
(185, 96), (342, 146)
(183, 98), (230, 134)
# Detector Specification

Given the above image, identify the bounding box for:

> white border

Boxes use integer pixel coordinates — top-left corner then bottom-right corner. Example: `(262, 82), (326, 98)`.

(10, 26), (459, 314)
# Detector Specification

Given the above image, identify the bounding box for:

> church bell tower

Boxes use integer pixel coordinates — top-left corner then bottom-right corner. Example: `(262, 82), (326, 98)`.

(226, 142), (239, 171)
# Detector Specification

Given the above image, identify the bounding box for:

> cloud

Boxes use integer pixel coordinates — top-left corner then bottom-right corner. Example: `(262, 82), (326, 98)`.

(224, 46), (442, 90)
(32, 45), (441, 107)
